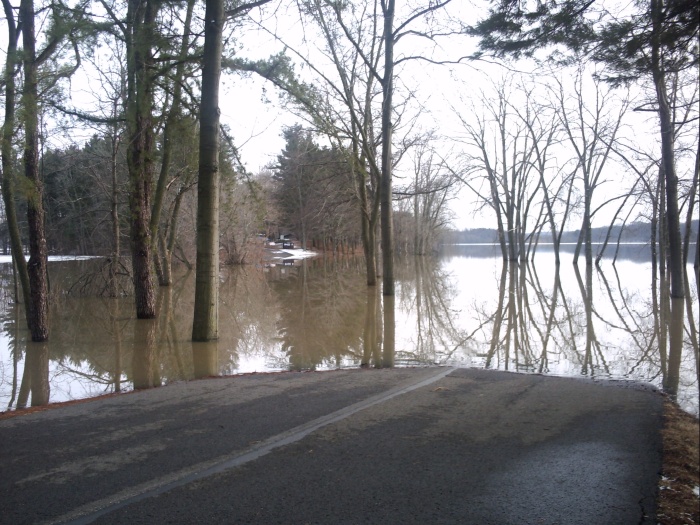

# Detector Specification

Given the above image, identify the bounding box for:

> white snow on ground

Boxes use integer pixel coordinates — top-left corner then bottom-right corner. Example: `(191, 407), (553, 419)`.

(280, 248), (317, 259)
(0, 255), (97, 264)
(265, 247), (318, 261)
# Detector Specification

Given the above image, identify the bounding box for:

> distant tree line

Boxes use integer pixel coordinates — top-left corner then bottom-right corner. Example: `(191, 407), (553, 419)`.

(445, 220), (699, 250)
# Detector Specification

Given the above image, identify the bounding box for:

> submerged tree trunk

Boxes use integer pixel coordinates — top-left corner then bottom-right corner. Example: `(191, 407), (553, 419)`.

(192, 0), (224, 341)
(380, 0), (395, 296)
(21, 0), (50, 341)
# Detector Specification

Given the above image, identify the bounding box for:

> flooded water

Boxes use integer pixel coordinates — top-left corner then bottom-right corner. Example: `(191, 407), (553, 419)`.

(1, 245), (698, 415)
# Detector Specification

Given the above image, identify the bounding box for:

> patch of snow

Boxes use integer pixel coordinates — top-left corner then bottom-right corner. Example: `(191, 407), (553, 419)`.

(282, 248), (317, 260)
(0, 255), (98, 264)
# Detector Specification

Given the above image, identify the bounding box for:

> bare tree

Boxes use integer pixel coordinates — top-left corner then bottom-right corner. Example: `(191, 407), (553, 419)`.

(394, 135), (457, 254)
(457, 79), (551, 262)
(550, 68), (628, 266)
(241, 0), (460, 294)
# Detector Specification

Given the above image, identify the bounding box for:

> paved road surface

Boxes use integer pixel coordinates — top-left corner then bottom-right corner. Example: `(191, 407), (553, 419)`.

(0, 368), (663, 524)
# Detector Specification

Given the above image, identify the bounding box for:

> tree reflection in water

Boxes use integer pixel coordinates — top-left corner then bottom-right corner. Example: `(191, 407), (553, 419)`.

(449, 255), (698, 413)
(16, 343), (49, 408)
(0, 252), (697, 414)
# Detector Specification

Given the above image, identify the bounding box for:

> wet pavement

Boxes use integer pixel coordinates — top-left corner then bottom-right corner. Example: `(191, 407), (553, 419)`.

(0, 367), (664, 524)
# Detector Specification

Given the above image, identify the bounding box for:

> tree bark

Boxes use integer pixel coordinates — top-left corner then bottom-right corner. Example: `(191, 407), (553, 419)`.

(192, 0), (224, 341)
(126, 0), (158, 318)
(356, 157), (378, 286)
(380, 0), (395, 296)
(109, 97), (122, 298)
(1, 0), (32, 316)
(21, 0), (50, 341)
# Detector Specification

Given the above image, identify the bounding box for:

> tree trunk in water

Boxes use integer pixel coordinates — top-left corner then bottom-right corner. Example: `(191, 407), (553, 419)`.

(382, 294), (395, 367)
(162, 175), (191, 286)
(651, 0), (684, 300)
(357, 160), (377, 286)
(109, 122), (121, 298)
(21, 0), (49, 341)
(650, 188), (666, 374)
(159, 234), (172, 286)
(380, 0), (395, 296)
(192, 0), (223, 341)
(126, 0), (157, 319)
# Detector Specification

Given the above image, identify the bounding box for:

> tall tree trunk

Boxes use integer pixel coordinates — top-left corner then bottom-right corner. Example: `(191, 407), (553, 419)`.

(192, 0), (223, 341)
(151, 0), (195, 286)
(1, 0), (31, 315)
(21, 0), (50, 341)
(126, 0), (158, 318)
(109, 101), (122, 298)
(361, 285), (379, 366)
(651, 0), (684, 300)
(650, 213), (666, 374)
(380, 0), (395, 296)
(351, 131), (377, 286)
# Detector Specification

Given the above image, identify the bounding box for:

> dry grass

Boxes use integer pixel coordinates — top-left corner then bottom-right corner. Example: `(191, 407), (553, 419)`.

(657, 398), (700, 525)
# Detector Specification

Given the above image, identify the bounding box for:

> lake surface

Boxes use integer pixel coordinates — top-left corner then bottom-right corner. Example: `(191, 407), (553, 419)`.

(1, 245), (698, 415)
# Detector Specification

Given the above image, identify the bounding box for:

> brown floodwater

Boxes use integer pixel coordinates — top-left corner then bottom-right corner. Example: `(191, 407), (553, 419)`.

(1, 245), (698, 414)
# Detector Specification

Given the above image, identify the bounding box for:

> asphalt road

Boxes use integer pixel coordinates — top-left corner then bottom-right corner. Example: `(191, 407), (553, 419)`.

(0, 367), (664, 524)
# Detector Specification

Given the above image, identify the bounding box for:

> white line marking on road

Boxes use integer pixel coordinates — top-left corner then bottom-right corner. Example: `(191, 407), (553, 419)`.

(51, 367), (455, 525)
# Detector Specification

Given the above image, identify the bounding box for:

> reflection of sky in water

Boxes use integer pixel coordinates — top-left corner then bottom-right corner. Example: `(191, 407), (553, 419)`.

(432, 254), (697, 414)
(0, 249), (697, 416)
